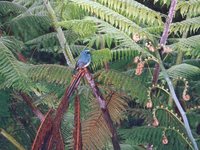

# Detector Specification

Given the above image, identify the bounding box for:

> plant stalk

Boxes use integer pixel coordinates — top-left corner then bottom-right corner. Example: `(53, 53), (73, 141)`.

(43, 0), (76, 67)
(0, 128), (25, 150)
(84, 68), (121, 150)
(20, 93), (44, 122)
(152, 0), (177, 85)
(156, 52), (199, 150)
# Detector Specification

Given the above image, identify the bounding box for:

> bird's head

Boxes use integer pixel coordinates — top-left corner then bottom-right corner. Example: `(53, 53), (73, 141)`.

(83, 48), (90, 54)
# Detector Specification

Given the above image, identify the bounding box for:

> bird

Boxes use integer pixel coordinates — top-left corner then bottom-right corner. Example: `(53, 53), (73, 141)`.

(74, 48), (91, 71)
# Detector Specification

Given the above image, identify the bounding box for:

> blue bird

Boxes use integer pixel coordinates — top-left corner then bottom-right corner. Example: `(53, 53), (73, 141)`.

(74, 48), (91, 71)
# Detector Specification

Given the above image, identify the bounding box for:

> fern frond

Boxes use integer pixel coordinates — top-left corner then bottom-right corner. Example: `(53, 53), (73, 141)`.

(164, 63), (200, 80)
(0, 1), (26, 15)
(154, 106), (187, 134)
(82, 92), (128, 149)
(86, 17), (151, 56)
(97, 70), (148, 103)
(111, 48), (139, 60)
(177, 0), (200, 17)
(0, 36), (24, 53)
(90, 49), (112, 70)
(25, 30), (78, 52)
(27, 64), (72, 85)
(70, 0), (154, 39)
(0, 42), (29, 90)
(128, 108), (152, 124)
(170, 16), (200, 35)
(120, 126), (193, 150)
(169, 35), (200, 57)
(12, 0), (37, 8)
(97, 0), (163, 26)
(8, 15), (51, 41)
(184, 59), (200, 68)
(57, 19), (96, 38)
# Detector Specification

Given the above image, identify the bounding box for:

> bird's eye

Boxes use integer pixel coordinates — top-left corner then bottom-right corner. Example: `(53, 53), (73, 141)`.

(86, 51), (90, 54)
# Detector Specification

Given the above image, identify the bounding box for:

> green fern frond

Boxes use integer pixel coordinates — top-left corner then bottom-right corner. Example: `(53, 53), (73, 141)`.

(154, 106), (187, 134)
(169, 35), (200, 57)
(90, 49), (112, 70)
(8, 15), (51, 41)
(57, 19), (96, 38)
(96, 70), (148, 103)
(183, 59), (200, 68)
(25, 30), (78, 52)
(0, 36), (24, 53)
(97, 0), (163, 26)
(0, 1), (26, 15)
(177, 0), (200, 17)
(164, 63), (200, 80)
(27, 64), (72, 85)
(170, 16), (200, 35)
(86, 33), (116, 49)
(111, 48), (139, 60)
(128, 108), (152, 124)
(70, 0), (154, 39)
(0, 42), (28, 90)
(12, 0), (37, 8)
(120, 126), (193, 150)
(86, 17), (151, 56)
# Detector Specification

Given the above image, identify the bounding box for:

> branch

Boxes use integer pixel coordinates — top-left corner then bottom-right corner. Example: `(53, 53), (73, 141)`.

(84, 68), (121, 150)
(0, 128), (25, 150)
(152, 0), (177, 85)
(43, 0), (76, 67)
(47, 70), (85, 149)
(20, 93), (45, 122)
(73, 95), (82, 150)
(31, 109), (54, 150)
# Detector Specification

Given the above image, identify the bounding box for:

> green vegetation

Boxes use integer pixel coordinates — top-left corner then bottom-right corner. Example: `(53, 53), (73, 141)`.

(0, 0), (200, 149)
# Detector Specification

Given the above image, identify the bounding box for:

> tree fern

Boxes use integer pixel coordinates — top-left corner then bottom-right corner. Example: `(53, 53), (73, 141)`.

(86, 17), (152, 56)
(120, 126), (193, 150)
(70, 0), (155, 39)
(57, 19), (96, 38)
(170, 16), (200, 35)
(96, 0), (163, 26)
(0, 1), (26, 15)
(169, 35), (200, 57)
(96, 70), (148, 103)
(7, 15), (51, 41)
(165, 63), (200, 80)
(0, 41), (29, 90)
(27, 64), (72, 85)
(177, 0), (200, 17)
(25, 30), (78, 52)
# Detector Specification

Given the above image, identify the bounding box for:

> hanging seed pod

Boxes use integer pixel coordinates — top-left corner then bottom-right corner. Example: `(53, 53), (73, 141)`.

(133, 56), (140, 63)
(162, 135), (168, 145)
(132, 34), (141, 42)
(135, 62), (144, 75)
(183, 94), (190, 101)
(152, 117), (159, 127)
(146, 100), (153, 108)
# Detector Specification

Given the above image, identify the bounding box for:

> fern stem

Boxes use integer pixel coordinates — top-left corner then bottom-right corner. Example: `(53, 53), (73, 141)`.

(43, 0), (76, 68)
(0, 128), (25, 150)
(20, 93), (44, 122)
(152, 0), (177, 85)
(156, 52), (199, 150)
(73, 95), (82, 150)
(84, 68), (121, 150)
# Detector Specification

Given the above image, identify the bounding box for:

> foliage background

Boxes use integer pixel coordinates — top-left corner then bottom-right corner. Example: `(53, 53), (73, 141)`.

(0, 0), (200, 149)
